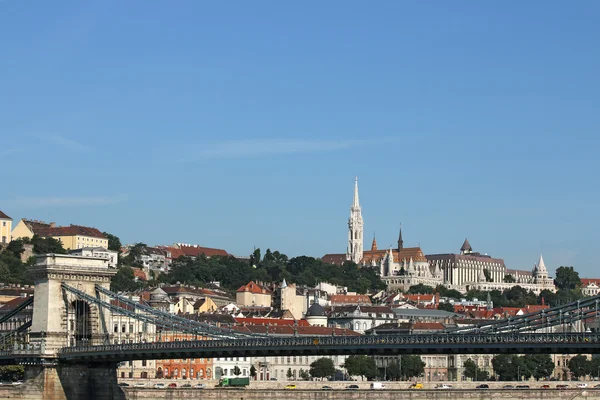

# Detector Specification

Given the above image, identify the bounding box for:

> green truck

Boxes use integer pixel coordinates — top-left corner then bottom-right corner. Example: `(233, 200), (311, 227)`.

(216, 377), (250, 388)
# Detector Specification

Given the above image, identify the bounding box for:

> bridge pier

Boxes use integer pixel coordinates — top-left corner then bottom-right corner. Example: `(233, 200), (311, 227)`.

(22, 363), (125, 400)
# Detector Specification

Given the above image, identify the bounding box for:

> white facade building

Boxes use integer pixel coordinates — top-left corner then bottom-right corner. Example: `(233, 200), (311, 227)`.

(69, 247), (119, 268)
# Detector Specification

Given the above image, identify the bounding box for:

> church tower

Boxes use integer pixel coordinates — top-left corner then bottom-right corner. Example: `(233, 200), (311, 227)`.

(346, 177), (364, 264)
(397, 224), (404, 252)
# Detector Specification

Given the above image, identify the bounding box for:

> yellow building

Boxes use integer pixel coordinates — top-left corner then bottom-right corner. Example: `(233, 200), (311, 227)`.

(0, 211), (12, 244)
(236, 281), (272, 308)
(11, 219), (54, 241)
(12, 220), (107, 250)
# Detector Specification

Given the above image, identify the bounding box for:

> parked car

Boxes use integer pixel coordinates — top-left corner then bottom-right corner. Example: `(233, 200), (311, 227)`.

(409, 383), (424, 389)
(346, 384), (359, 390)
(193, 383), (206, 389)
(578, 383), (588, 388)
(167, 383), (177, 389)
(133, 382), (145, 387)
(153, 383), (165, 389)
(284, 384), (297, 390)
(476, 384), (489, 389)
(541, 384), (550, 389)
(181, 383), (192, 388)
(321, 386), (333, 390)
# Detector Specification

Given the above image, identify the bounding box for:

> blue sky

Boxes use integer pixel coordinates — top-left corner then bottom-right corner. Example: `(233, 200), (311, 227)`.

(1, 1), (599, 276)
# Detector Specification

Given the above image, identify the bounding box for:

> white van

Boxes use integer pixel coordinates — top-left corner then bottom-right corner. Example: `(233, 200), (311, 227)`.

(370, 382), (385, 390)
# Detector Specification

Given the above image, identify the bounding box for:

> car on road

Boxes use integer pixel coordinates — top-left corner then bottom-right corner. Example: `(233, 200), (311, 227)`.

(118, 382), (129, 387)
(321, 386), (333, 390)
(435, 384), (453, 389)
(578, 383), (588, 388)
(502, 385), (514, 389)
(167, 383), (177, 389)
(346, 384), (359, 390)
(133, 382), (145, 387)
(284, 384), (297, 390)
(153, 383), (165, 389)
(476, 384), (489, 389)
(193, 383), (206, 389)
(181, 383), (192, 388)
(556, 384), (568, 389)
(516, 385), (530, 389)
(409, 383), (424, 389)
(11, 381), (23, 386)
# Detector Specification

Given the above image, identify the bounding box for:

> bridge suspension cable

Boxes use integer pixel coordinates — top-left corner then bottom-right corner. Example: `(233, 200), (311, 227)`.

(446, 293), (600, 334)
(93, 284), (267, 338)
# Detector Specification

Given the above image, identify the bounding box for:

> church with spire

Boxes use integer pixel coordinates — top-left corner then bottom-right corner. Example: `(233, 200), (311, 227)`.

(322, 178), (557, 294)
(322, 178), (443, 291)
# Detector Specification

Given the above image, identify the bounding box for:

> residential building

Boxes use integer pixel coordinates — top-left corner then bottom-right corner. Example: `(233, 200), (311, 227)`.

(11, 219), (54, 241)
(17, 223), (108, 250)
(161, 284), (233, 308)
(327, 305), (396, 333)
(581, 279), (600, 297)
(236, 281), (272, 308)
(69, 247), (119, 268)
(273, 279), (307, 320)
(0, 211), (12, 244)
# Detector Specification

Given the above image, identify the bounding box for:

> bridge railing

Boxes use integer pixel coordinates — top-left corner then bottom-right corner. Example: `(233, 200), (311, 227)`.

(59, 332), (600, 355)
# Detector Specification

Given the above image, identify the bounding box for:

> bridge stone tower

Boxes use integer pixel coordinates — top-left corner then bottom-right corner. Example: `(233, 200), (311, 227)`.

(29, 254), (116, 354)
(24, 254), (121, 400)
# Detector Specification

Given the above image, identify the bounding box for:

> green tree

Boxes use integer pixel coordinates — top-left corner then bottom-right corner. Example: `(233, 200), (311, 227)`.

(250, 365), (257, 378)
(434, 285), (462, 299)
(492, 355), (525, 381)
(503, 274), (516, 283)
(463, 358), (489, 381)
(343, 355), (379, 380)
(407, 284), (434, 295)
(400, 355), (425, 379)
(110, 266), (141, 292)
(299, 369), (309, 380)
(233, 366), (241, 376)
(310, 358), (335, 378)
(30, 235), (66, 254)
(102, 232), (122, 252)
(522, 354), (554, 380)
(386, 361), (401, 381)
(568, 355), (590, 379)
(286, 368), (293, 380)
(483, 269), (493, 282)
(554, 266), (581, 292)
(437, 302), (455, 312)
(0, 365), (24, 382)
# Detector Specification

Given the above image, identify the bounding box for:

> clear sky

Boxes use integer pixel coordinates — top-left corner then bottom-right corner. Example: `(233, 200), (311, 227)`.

(1, 2), (599, 276)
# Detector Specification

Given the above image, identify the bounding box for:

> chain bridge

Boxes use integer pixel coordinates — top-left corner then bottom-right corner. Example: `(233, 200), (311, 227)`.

(0, 254), (599, 400)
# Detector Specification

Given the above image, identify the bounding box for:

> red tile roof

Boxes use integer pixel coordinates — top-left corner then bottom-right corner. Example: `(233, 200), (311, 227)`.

(237, 281), (272, 295)
(323, 247), (427, 265)
(232, 324), (361, 336)
(0, 210), (11, 220)
(330, 294), (371, 305)
(321, 254), (346, 265)
(177, 244), (229, 258)
(133, 269), (147, 281)
(34, 224), (106, 239)
(234, 318), (310, 326)
(0, 296), (31, 310)
(403, 294), (440, 303)
(413, 322), (445, 330)
(581, 279), (600, 286)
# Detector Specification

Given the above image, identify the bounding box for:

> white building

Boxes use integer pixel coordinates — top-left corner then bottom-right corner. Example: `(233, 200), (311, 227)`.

(69, 247), (119, 268)
(214, 356), (252, 380)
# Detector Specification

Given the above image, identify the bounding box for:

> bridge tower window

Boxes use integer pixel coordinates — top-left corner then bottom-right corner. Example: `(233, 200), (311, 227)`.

(71, 300), (92, 346)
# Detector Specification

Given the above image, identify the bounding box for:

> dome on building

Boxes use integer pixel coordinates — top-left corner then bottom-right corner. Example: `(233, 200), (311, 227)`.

(306, 302), (326, 317)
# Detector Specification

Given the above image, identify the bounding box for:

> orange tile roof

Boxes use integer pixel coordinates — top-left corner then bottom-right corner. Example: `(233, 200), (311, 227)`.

(323, 247), (427, 265)
(237, 281), (271, 295)
(403, 294), (439, 303)
(133, 269), (147, 281)
(413, 322), (445, 330)
(581, 278), (600, 286)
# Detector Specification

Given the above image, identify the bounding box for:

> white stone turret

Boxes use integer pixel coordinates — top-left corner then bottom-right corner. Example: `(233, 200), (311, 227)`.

(478, 269), (486, 283)
(346, 177), (364, 264)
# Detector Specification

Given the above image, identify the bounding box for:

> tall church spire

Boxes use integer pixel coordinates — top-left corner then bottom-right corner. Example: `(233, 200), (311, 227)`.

(352, 176), (360, 208)
(397, 223), (404, 251)
(346, 177), (364, 264)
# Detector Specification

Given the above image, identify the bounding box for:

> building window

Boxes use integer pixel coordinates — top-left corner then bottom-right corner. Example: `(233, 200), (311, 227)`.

(142, 360), (147, 367)
(2, 236), (6, 243)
